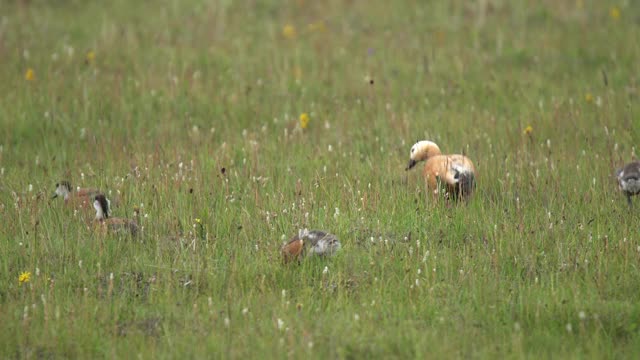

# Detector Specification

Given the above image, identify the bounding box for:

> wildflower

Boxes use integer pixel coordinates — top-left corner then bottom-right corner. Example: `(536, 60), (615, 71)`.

(86, 50), (96, 64)
(610, 6), (620, 21)
(277, 318), (285, 330)
(24, 68), (35, 81)
(523, 125), (533, 135)
(585, 93), (594, 103)
(299, 113), (310, 129)
(195, 218), (202, 224)
(19, 271), (31, 285)
(282, 25), (296, 39)
(579, 311), (587, 320)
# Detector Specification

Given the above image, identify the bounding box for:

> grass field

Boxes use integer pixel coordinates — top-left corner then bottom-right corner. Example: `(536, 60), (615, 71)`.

(2, 0), (640, 358)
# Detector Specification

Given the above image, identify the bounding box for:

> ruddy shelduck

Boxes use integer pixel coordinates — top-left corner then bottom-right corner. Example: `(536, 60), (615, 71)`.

(616, 161), (640, 207)
(93, 194), (138, 237)
(281, 229), (341, 263)
(406, 140), (477, 200)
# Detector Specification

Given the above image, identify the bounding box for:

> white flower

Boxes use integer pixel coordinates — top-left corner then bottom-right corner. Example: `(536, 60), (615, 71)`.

(277, 318), (285, 330)
(322, 266), (329, 275)
(242, 308), (249, 316)
(579, 311), (586, 320)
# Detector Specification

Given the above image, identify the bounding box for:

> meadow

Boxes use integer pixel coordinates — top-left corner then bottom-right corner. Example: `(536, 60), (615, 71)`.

(1, 0), (640, 358)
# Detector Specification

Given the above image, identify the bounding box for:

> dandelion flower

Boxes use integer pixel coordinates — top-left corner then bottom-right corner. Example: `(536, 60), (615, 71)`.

(24, 68), (35, 81)
(585, 93), (594, 103)
(86, 50), (96, 64)
(579, 311), (587, 320)
(523, 125), (533, 135)
(19, 271), (31, 285)
(299, 113), (310, 129)
(610, 6), (620, 21)
(282, 25), (296, 39)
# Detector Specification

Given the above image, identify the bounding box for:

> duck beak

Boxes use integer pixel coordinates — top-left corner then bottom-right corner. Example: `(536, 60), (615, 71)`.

(405, 159), (417, 171)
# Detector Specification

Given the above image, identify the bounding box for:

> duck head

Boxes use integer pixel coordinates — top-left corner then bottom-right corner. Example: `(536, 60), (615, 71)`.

(406, 141), (442, 170)
(52, 181), (72, 199)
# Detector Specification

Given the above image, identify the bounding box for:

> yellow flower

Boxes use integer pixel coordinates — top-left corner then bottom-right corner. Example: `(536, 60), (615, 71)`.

(585, 93), (594, 103)
(282, 25), (296, 39)
(195, 218), (201, 224)
(86, 50), (96, 63)
(299, 113), (310, 129)
(19, 271), (31, 285)
(24, 68), (35, 81)
(610, 6), (620, 21)
(523, 125), (533, 135)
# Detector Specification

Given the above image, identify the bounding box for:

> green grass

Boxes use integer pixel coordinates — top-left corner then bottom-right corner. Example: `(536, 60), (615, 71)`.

(2, 0), (640, 358)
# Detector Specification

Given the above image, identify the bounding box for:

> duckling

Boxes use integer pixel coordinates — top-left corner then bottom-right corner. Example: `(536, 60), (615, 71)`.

(281, 229), (341, 263)
(406, 140), (477, 201)
(616, 161), (640, 207)
(52, 180), (101, 211)
(93, 194), (138, 237)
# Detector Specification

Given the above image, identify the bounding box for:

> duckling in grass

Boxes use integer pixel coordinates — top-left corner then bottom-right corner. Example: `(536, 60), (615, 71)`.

(281, 229), (341, 263)
(52, 180), (102, 210)
(93, 194), (138, 237)
(406, 140), (477, 201)
(616, 161), (640, 207)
